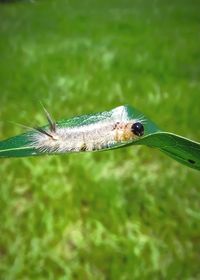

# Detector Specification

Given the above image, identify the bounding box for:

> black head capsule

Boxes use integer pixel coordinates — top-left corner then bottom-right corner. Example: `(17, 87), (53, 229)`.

(131, 122), (144, 137)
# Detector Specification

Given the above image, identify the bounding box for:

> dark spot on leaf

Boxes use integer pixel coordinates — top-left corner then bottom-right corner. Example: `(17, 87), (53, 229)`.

(188, 159), (195, 164)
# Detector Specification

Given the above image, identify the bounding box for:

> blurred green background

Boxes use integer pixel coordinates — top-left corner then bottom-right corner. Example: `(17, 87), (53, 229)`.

(0, 0), (200, 279)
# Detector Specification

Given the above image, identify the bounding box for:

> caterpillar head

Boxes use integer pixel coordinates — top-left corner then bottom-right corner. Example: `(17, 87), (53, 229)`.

(131, 122), (144, 137)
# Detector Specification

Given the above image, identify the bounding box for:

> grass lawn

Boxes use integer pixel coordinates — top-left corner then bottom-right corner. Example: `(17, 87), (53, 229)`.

(0, 0), (200, 279)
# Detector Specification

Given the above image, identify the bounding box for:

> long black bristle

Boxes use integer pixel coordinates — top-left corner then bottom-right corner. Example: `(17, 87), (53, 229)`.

(40, 103), (56, 133)
(35, 127), (54, 139)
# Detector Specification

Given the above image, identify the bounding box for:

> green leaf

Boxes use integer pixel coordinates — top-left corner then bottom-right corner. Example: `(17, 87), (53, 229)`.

(123, 105), (200, 171)
(0, 105), (199, 171)
(132, 132), (200, 171)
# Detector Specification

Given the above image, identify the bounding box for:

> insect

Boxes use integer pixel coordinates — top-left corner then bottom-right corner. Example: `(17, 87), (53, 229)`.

(29, 105), (145, 154)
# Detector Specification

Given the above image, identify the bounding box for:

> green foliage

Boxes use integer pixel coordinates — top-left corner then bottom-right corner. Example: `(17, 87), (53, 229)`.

(0, 0), (200, 279)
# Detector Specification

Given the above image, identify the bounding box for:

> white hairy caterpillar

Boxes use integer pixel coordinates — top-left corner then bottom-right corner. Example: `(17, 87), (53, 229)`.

(29, 106), (145, 154)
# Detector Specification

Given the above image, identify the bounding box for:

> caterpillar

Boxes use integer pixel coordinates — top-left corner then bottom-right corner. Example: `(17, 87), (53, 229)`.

(29, 105), (145, 154)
